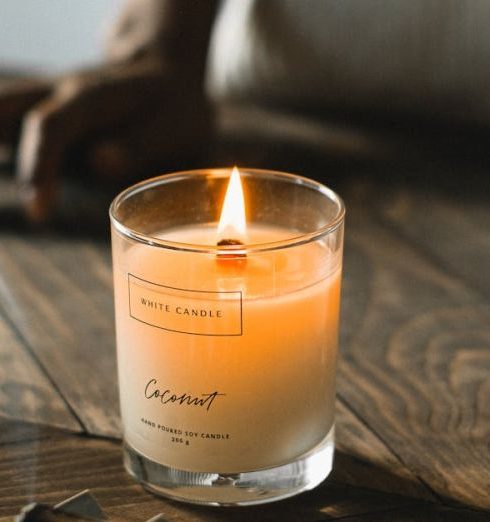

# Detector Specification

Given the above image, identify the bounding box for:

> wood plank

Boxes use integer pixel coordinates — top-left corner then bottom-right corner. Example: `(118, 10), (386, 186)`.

(0, 235), (120, 437)
(0, 311), (79, 432)
(0, 172), (119, 436)
(368, 176), (490, 297)
(339, 504), (489, 522)
(335, 187), (490, 509)
(0, 430), (427, 521)
(333, 401), (434, 501)
(0, 417), (69, 446)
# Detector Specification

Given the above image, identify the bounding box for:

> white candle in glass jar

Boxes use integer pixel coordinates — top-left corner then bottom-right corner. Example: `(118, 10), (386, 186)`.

(113, 219), (341, 473)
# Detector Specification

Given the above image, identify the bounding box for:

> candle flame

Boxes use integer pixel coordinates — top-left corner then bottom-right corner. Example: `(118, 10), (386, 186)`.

(217, 167), (247, 242)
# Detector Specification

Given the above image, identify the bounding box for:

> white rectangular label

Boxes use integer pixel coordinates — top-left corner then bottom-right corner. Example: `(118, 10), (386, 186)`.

(128, 273), (242, 336)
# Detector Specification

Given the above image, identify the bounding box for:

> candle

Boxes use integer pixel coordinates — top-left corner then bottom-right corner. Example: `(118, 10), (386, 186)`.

(110, 168), (344, 505)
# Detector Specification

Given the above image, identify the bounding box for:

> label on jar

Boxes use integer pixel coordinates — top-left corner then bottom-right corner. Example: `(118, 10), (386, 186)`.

(115, 264), (339, 474)
(128, 273), (243, 336)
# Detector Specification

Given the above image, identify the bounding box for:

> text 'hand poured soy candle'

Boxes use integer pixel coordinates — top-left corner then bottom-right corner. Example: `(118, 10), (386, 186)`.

(110, 168), (345, 505)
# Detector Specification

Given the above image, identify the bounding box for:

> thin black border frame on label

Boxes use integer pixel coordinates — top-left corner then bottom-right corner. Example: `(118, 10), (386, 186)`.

(127, 273), (243, 336)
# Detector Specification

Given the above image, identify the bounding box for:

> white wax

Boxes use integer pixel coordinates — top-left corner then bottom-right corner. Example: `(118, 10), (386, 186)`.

(112, 224), (341, 472)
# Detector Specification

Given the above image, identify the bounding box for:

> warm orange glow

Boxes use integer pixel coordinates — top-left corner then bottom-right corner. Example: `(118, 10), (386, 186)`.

(217, 167), (247, 242)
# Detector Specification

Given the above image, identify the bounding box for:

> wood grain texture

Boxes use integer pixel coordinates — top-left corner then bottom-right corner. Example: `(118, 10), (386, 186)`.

(333, 401), (434, 501)
(0, 427), (432, 521)
(337, 185), (490, 509)
(338, 504), (490, 522)
(372, 177), (490, 297)
(0, 234), (119, 437)
(0, 168), (119, 437)
(0, 417), (68, 446)
(0, 311), (79, 432)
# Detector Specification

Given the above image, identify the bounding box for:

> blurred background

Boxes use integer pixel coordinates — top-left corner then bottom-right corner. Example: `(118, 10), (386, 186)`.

(0, 0), (122, 72)
(1, 0), (490, 227)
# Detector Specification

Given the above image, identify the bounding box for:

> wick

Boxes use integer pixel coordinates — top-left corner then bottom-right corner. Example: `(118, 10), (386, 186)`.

(217, 239), (243, 246)
(217, 239), (246, 259)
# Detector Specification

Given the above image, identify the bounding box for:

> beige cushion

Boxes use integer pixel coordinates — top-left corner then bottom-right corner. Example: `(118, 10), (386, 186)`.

(207, 0), (490, 122)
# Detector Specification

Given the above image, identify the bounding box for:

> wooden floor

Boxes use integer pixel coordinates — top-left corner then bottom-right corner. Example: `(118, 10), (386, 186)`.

(0, 113), (489, 521)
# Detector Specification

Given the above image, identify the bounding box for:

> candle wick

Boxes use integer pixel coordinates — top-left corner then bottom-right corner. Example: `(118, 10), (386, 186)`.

(217, 239), (243, 246)
(217, 238), (246, 259)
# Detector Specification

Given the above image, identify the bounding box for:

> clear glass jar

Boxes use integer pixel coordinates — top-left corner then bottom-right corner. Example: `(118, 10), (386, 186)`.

(109, 168), (345, 506)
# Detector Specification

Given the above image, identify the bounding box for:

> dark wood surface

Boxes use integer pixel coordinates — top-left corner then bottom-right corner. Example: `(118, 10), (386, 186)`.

(0, 110), (489, 520)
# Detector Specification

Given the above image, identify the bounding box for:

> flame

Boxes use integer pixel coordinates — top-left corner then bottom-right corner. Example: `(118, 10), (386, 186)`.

(217, 167), (247, 242)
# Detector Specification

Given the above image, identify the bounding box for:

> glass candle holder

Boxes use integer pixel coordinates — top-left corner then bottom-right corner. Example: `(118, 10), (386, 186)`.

(109, 168), (345, 506)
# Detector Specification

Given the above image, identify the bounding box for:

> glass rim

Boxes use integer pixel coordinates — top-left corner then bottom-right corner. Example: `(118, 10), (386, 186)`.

(109, 168), (345, 254)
